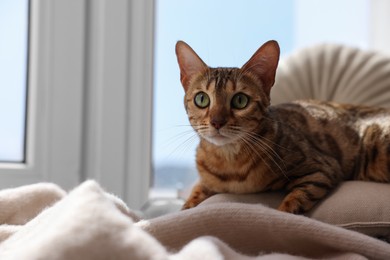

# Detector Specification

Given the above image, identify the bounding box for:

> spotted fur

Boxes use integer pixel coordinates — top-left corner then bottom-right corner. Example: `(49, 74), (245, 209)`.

(176, 40), (390, 214)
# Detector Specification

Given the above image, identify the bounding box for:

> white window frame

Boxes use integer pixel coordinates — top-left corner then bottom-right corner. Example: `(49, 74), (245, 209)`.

(371, 0), (390, 55)
(0, 0), (154, 209)
(83, 0), (154, 209)
(0, 0), (85, 188)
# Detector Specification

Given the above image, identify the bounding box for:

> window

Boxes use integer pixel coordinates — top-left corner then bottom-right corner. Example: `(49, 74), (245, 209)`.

(0, 0), (29, 162)
(0, 0), (86, 189)
(0, 0), (154, 208)
(152, 0), (371, 199)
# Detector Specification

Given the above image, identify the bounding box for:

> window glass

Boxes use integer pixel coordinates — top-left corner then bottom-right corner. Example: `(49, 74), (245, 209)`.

(152, 0), (369, 198)
(0, 0), (29, 162)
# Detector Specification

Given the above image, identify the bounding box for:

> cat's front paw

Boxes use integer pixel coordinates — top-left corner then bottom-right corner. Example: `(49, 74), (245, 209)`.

(181, 193), (206, 210)
(181, 200), (198, 210)
(278, 189), (320, 214)
(277, 199), (304, 214)
(181, 183), (215, 210)
(277, 189), (310, 214)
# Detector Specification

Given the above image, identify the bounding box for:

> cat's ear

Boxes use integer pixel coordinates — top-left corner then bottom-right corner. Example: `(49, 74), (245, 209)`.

(176, 41), (208, 91)
(241, 40), (280, 96)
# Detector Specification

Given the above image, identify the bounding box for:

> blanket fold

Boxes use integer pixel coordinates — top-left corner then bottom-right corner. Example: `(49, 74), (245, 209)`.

(0, 181), (389, 259)
(139, 203), (390, 259)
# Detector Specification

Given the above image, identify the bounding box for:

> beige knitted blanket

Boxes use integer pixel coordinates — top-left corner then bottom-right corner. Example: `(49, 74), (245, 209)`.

(0, 180), (389, 259)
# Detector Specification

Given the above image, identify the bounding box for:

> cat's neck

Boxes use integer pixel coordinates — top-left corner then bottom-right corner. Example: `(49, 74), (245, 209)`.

(200, 139), (242, 159)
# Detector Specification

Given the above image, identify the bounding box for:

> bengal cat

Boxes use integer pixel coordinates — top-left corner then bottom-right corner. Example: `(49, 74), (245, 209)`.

(176, 40), (390, 214)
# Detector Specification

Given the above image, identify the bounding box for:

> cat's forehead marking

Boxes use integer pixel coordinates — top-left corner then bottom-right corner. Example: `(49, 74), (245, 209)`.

(206, 68), (238, 91)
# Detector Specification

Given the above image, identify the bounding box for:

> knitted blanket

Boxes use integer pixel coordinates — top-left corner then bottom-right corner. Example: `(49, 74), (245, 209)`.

(0, 181), (389, 259)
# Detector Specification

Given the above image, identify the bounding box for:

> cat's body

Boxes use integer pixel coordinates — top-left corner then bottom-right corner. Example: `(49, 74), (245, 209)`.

(175, 40), (390, 214)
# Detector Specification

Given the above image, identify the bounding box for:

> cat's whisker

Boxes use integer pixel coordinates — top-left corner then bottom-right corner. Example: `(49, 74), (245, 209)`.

(165, 132), (199, 161)
(245, 137), (287, 180)
(181, 134), (200, 154)
(228, 126), (279, 155)
(176, 135), (199, 156)
(239, 140), (262, 172)
(231, 126), (291, 162)
(225, 128), (276, 171)
(242, 133), (290, 181)
(162, 129), (197, 146)
(240, 129), (288, 166)
(232, 125), (291, 151)
(172, 124), (197, 127)
(226, 126), (290, 181)
(162, 124), (193, 129)
(156, 124), (200, 162)
(236, 133), (280, 178)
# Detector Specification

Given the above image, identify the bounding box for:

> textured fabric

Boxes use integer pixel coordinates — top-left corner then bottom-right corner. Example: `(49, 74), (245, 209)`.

(0, 181), (167, 260)
(201, 181), (390, 241)
(271, 44), (390, 107)
(141, 201), (390, 259)
(0, 183), (66, 226)
(0, 181), (389, 259)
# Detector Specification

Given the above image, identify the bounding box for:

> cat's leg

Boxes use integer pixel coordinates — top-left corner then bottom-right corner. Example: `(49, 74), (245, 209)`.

(182, 183), (215, 210)
(278, 171), (338, 214)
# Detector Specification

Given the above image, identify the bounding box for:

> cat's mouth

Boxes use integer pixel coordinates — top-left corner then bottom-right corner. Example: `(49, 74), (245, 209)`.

(202, 130), (235, 146)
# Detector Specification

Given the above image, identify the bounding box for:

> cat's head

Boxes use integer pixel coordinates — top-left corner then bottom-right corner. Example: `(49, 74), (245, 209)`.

(176, 40), (280, 146)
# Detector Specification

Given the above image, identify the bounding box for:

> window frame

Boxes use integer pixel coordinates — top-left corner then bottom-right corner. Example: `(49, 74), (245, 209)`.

(371, 0), (390, 55)
(0, 0), (154, 210)
(0, 0), (85, 188)
(82, 0), (154, 209)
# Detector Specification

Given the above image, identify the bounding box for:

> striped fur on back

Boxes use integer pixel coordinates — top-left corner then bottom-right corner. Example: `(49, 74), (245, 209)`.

(175, 40), (390, 214)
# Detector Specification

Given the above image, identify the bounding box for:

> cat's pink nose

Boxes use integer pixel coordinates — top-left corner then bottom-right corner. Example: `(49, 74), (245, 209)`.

(210, 118), (227, 130)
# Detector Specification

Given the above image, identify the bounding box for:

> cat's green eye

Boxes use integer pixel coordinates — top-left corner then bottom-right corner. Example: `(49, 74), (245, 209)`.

(231, 93), (249, 109)
(194, 92), (210, 108)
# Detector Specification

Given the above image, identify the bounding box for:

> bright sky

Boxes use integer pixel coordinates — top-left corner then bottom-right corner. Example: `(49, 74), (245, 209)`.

(152, 0), (369, 168)
(0, 0), (28, 162)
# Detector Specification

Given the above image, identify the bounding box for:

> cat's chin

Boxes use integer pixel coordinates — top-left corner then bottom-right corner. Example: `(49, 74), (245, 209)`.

(203, 135), (235, 147)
